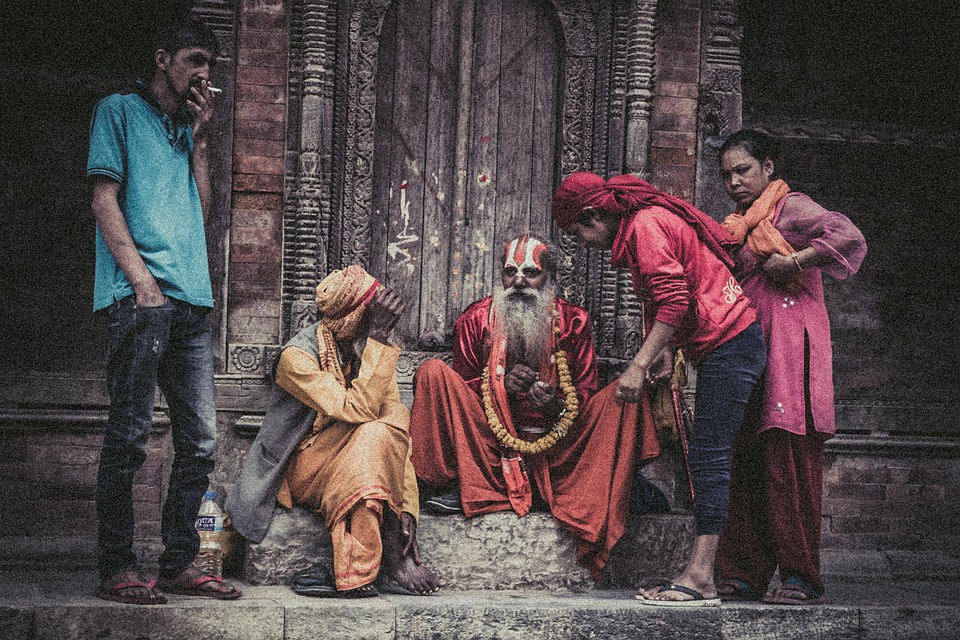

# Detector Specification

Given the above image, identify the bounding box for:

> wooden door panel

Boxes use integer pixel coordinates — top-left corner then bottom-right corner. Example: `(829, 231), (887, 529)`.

(528, 7), (561, 236)
(373, 0), (560, 347)
(495, 0), (539, 251)
(419, 0), (461, 342)
(373, 0), (441, 344)
(459, 0), (503, 312)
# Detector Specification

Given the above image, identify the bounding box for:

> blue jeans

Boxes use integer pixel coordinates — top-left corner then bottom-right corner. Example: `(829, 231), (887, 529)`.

(97, 295), (216, 580)
(689, 322), (766, 536)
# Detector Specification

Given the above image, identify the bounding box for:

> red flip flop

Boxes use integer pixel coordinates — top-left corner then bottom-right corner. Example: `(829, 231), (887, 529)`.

(97, 578), (167, 605)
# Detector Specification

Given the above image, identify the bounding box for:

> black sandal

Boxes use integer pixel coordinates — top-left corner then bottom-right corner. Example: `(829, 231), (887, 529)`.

(337, 583), (379, 598)
(289, 566), (336, 598)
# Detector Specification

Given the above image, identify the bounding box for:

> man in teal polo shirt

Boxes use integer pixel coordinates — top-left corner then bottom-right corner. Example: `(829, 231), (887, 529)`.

(87, 16), (240, 604)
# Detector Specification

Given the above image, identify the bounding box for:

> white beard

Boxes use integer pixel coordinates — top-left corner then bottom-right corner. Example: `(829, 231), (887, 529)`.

(491, 282), (557, 368)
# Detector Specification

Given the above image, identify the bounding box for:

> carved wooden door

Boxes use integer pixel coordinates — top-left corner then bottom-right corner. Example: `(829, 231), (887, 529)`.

(368, 0), (561, 349)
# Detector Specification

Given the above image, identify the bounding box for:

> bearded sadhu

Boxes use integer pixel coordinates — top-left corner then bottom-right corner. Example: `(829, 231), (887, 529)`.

(409, 235), (660, 580)
(228, 265), (441, 597)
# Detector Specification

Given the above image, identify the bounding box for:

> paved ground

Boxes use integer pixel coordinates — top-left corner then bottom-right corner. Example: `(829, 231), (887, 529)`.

(1, 570), (959, 640)
(3, 569), (959, 606)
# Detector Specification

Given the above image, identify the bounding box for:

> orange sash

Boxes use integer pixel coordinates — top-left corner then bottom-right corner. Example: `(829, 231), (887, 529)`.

(722, 179), (794, 259)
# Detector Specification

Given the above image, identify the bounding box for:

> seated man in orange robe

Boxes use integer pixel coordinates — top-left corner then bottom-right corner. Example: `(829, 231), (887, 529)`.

(410, 236), (660, 579)
(229, 265), (440, 597)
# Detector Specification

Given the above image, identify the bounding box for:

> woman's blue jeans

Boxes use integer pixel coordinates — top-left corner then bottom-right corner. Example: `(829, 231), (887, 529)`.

(689, 322), (766, 536)
(97, 295), (216, 580)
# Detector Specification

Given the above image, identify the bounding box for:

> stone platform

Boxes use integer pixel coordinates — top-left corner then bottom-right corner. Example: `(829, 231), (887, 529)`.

(244, 508), (696, 591)
(2, 571), (959, 640)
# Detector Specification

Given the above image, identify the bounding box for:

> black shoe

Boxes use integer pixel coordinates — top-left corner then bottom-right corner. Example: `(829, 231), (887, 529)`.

(423, 490), (462, 515)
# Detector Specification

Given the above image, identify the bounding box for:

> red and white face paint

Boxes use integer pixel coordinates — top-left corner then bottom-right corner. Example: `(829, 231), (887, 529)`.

(504, 236), (547, 273)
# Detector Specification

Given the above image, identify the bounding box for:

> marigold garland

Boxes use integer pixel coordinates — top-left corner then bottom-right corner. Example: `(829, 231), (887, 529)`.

(480, 309), (579, 455)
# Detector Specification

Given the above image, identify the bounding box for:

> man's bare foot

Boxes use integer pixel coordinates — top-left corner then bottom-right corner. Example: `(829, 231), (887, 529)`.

(97, 570), (167, 605)
(381, 554), (441, 595)
(641, 576), (717, 602)
(380, 509), (441, 595)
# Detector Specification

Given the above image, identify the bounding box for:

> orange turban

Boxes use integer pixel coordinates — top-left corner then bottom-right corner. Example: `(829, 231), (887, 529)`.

(315, 265), (381, 339)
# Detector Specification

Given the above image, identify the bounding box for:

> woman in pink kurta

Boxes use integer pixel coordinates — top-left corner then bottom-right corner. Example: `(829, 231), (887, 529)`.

(715, 129), (867, 605)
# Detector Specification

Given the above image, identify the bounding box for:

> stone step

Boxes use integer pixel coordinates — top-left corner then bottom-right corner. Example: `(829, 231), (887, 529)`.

(244, 508), (696, 590)
(2, 572), (959, 640)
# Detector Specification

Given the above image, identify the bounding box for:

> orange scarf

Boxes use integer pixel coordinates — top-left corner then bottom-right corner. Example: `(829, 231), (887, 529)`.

(722, 179), (794, 259)
(486, 304), (559, 516)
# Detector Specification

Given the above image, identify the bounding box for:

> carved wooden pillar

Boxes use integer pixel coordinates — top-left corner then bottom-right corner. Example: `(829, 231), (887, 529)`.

(695, 0), (743, 218)
(193, 0), (237, 370)
(624, 0), (658, 178)
(284, 0), (342, 337)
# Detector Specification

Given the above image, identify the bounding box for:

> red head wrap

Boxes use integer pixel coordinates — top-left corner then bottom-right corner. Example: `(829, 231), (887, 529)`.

(552, 172), (738, 268)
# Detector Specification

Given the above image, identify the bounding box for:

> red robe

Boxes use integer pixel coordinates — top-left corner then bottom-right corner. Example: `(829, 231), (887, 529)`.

(410, 297), (659, 579)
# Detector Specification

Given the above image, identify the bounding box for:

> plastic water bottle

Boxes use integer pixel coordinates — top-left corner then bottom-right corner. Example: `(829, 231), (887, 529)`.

(194, 490), (224, 577)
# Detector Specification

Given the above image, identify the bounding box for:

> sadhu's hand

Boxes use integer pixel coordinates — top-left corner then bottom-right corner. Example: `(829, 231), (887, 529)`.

(367, 288), (406, 342)
(504, 364), (538, 395)
(400, 512), (421, 564)
(526, 380), (557, 409)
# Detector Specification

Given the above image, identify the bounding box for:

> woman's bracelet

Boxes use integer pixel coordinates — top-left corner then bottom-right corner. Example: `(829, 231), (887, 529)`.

(790, 252), (803, 272)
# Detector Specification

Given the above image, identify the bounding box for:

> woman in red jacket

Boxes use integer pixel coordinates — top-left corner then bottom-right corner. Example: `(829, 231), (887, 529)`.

(553, 172), (766, 606)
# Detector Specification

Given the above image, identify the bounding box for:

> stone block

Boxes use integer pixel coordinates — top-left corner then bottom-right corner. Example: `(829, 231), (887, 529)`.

(859, 607), (960, 640)
(417, 511), (593, 591)
(236, 84), (287, 106)
(33, 601), (284, 640)
(0, 605), (32, 640)
(241, 8), (288, 30)
(886, 551), (960, 580)
(285, 597), (396, 640)
(831, 515), (889, 534)
(243, 507), (696, 592)
(0, 433), (29, 462)
(393, 592), (722, 640)
(239, 29), (288, 52)
(821, 549), (892, 581)
(236, 66), (288, 87)
(720, 606), (860, 640)
(233, 192), (284, 211)
(244, 508), (334, 585)
(233, 154), (286, 177)
(826, 482), (886, 502)
(0, 536), (97, 569)
(600, 515), (694, 589)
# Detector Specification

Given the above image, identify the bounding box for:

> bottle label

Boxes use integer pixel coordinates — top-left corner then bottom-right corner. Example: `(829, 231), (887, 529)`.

(196, 515), (223, 532)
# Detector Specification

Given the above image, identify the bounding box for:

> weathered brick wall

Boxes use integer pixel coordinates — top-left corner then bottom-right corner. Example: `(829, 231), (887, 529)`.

(0, 417), (170, 569)
(823, 452), (960, 557)
(227, 0), (290, 350)
(649, 0), (700, 200)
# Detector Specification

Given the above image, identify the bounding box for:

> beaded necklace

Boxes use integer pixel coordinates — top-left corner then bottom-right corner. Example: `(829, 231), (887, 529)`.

(480, 308), (579, 455)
